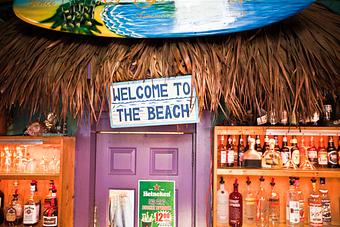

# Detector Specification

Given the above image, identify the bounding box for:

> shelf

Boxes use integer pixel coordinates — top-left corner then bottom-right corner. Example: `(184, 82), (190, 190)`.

(214, 126), (340, 136)
(0, 172), (59, 180)
(217, 168), (340, 178)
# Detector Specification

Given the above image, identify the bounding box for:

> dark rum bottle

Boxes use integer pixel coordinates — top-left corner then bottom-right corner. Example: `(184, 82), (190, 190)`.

(327, 136), (338, 168)
(238, 136), (245, 167)
(229, 179), (242, 227)
(255, 135), (263, 156)
(281, 135), (290, 167)
(227, 137), (235, 167)
(308, 136), (318, 167)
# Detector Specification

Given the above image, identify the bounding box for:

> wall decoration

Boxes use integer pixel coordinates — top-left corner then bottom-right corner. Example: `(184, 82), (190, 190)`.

(13, 0), (314, 38)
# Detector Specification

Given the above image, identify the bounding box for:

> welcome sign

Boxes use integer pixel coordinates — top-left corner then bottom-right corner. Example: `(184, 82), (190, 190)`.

(109, 75), (199, 128)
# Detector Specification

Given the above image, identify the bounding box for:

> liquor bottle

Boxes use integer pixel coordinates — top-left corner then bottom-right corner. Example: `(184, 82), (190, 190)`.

(274, 136), (280, 152)
(256, 176), (268, 226)
(244, 135), (251, 153)
(44, 180), (56, 209)
(218, 135), (227, 168)
(307, 136), (318, 167)
(243, 177), (256, 225)
(227, 137), (235, 167)
(286, 177), (300, 226)
(13, 180), (23, 223)
(229, 179), (242, 227)
(318, 137), (328, 168)
(0, 189), (4, 224)
(216, 177), (228, 224)
(4, 189), (23, 225)
(232, 136), (239, 166)
(243, 138), (262, 168)
(23, 180), (41, 226)
(268, 178), (280, 226)
(319, 178), (331, 225)
(290, 136), (300, 167)
(255, 135), (263, 156)
(327, 136), (338, 168)
(294, 178), (305, 225)
(281, 135), (290, 167)
(308, 178), (322, 226)
(300, 137), (315, 170)
(262, 135), (270, 154)
(262, 139), (283, 168)
(43, 185), (58, 227)
(238, 136), (245, 167)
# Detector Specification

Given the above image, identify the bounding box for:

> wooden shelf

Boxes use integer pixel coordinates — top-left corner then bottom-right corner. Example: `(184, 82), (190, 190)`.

(217, 168), (340, 178)
(214, 126), (340, 136)
(0, 172), (59, 180)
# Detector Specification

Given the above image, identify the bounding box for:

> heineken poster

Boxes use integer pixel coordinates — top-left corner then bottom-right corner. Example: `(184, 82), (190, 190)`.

(138, 180), (176, 227)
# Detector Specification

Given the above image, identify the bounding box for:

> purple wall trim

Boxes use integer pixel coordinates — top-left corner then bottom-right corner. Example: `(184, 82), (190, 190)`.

(74, 111), (212, 227)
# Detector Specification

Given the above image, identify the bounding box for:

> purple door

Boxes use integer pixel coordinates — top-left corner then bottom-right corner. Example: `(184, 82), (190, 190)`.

(95, 132), (193, 227)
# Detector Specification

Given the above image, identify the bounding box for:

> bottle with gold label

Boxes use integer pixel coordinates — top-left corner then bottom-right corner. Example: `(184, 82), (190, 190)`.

(318, 137), (328, 168)
(262, 139), (282, 169)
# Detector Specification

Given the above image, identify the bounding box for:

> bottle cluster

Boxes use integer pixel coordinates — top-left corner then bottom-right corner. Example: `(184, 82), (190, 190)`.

(0, 180), (58, 226)
(216, 176), (332, 226)
(218, 135), (340, 169)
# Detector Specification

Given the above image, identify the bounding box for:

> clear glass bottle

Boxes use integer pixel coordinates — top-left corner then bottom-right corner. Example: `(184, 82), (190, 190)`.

(243, 177), (256, 225)
(281, 135), (290, 167)
(290, 136), (300, 167)
(255, 135), (263, 157)
(300, 137), (315, 170)
(318, 137), (328, 168)
(23, 180), (41, 226)
(294, 178), (305, 225)
(232, 136), (239, 166)
(327, 136), (338, 168)
(227, 136), (235, 167)
(238, 136), (245, 167)
(229, 179), (242, 227)
(243, 138), (262, 168)
(286, 178), (300, 226)
(262, 139), (283, 169)
(268, 178), (280, 226)
(256, 176), (268, 227)
(319, 178), (331, 225)
(308, 178), (322, 226)
(307, 136), (318, 167)
(218, 135), (227, 168)
(216, 177), (228, 224)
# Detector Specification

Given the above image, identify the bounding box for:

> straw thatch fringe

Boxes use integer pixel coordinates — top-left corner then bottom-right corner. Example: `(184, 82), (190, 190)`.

(0, 3), (339, 122)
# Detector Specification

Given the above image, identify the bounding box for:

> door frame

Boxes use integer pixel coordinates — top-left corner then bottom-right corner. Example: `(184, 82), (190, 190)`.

(74, 111), (212, 227)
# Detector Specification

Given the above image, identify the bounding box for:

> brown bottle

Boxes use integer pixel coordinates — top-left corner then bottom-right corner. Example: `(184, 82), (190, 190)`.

(327, 136), (338, 168)
(255, 135), (263, 156)
(229, 179), (242, 227)
(318, 138), (328, 168)
(238, 136), (245, 167)
(307, 136), (318, 167)
(218, 135), (227, 168)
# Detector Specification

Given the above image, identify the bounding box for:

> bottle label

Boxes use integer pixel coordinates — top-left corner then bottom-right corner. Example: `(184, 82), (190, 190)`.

(244, 198), (256, 222)
(282, 152), (289, 165)
(292, 149), (300, 165)
(321, 199), (331, 222)
(289, 201), (300, 223)
(23, 204), (39, 224)
(229, 199), (242, 223)
(308, 150), (318, 159)
(227, 150), (234, 164)
(43, 216), (58, 226)
(328, 151), (338, 165)
(220, 150), (227, 164)
(318, 154), (328, 165)
(5, 207), (17, 222)
(309, 204), (323, 224)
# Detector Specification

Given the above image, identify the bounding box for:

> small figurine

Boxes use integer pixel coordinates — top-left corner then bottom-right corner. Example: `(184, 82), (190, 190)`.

(44, 112), (57, 133)
(24, 121), (47, 136)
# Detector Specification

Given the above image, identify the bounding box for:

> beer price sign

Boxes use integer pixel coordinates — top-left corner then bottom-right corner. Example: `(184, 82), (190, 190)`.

(109, 75), (199, 128)
(138, 180), (176, 227)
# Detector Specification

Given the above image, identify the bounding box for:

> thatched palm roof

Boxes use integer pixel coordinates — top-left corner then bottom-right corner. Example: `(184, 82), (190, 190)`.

(0, 3), (339, 122)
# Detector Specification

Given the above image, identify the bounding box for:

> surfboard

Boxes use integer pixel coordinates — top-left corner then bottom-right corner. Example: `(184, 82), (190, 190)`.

(13, 0), (315, 38)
